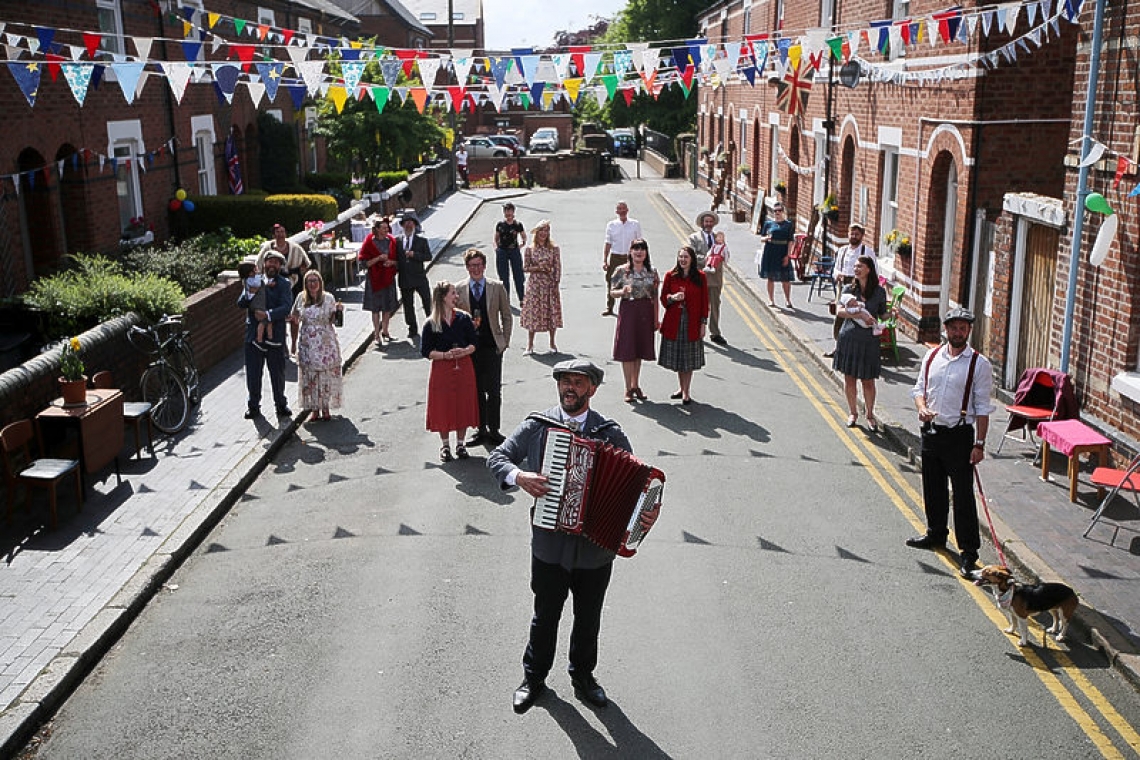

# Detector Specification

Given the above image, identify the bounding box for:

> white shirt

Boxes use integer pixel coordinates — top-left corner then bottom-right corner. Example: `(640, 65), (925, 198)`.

(835, 242), (877, 278)
(912, 344), (996, 427)
(604, 217), (643, 256)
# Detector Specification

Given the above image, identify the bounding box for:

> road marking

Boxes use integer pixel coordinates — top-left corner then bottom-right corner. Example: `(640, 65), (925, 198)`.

(719, 277), (1134, 758)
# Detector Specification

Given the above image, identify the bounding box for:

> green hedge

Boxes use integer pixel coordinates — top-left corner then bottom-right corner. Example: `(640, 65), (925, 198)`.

(182, 194), (339, 238)
(303, 172), (351, 192)
(23, 255), (184, 340)
(122, 230), (262, 296)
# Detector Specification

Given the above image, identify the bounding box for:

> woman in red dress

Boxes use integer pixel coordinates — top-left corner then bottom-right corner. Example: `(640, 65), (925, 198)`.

(358, 217), (399, 345)
(420, 282), (480, 462)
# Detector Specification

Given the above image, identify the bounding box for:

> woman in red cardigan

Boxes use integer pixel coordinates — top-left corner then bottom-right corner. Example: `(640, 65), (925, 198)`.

(358, 217), (399, 345)
(658, 246), (709, 405)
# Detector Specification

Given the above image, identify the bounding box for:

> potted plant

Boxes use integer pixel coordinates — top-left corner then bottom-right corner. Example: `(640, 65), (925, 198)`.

(817, 193), (840, 222)
(58, 336), (87, 406)
(775, 180), (787, 196)
(885, 229), (912, 256)
(739, 165), (751, 178)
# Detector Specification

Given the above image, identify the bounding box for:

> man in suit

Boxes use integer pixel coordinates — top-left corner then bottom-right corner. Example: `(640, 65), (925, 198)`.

(237, 251), (292, 420)
(487, 359), (659, 715)
(687, 210), (728, 345)
(396, 213), (433, 339)
(456, 248), (513, 446)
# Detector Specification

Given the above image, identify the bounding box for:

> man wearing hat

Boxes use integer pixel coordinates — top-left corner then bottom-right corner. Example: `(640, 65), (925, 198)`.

(824, 223), (876, 357)
(237, 250), (293, 419)
(396, 213), (433, 339)
(487, 359), (658, 714)
(688, 210), (728, 345)
(906, 307), (995, 577)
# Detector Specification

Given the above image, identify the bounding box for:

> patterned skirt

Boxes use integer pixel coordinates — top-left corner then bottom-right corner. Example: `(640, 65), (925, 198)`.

(658, 311), (705, 373)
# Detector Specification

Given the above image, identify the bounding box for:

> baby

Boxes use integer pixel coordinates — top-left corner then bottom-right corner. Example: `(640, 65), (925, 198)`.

(839, 292), (879, 332)
(238, 261), (276, 351)
(704, 231), (729, 273)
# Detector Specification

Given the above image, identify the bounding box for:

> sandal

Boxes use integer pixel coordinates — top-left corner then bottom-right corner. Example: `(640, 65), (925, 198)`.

(439, 444), (453, 463)
(455, 443), (469, 459)
(632, 387), (647, 401)
(867, 417), (879, 432)
(846, 415), (858, 428)
(624, 391), (636, 403)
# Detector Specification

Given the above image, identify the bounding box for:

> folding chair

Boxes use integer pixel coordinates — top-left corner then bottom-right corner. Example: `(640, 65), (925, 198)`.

(807, 256), (837, 302)
(994, 368), (1074, 457)
(1085, 452), (1140, 537)
(788, 233), (808, 281)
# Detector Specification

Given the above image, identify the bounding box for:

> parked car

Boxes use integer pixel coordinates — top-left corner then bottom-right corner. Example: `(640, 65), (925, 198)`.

(464, 136), (512, 158)
(609, 129), (638, 158)
(529, 128), (560, 153)
(487, 134), (524, 156)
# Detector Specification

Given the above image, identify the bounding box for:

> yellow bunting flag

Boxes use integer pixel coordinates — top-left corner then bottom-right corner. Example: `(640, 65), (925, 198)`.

(327, 85), (348, 113)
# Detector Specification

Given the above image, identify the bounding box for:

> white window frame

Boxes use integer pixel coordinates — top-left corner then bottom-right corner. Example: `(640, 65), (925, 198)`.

(191, 114), (216, 196)
(258, 8), (276, 27)
(738, 112), (748, 168)
(420, 12), (437, 21)
(820, 0), (835, 29)
(892, 0), (911, 19)
(879, 146), (900, 274)
(743, 4), (752, 34)
(813, 129), (826, 206)
(453, 12), (465, 20)
(96, 0), (124, 56)
(297, 18), (313, 35)
(107, 120), (144, 232)
(768, 119), (781, 193)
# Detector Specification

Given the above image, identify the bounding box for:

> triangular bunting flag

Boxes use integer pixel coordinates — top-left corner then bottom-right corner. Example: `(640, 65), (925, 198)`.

(380, 57), (401, 87)
(341, 60), (366, 94)
(417, 57), (441, 92)
(564, 77), (582, 103)
(255, 61), (283, 101)
(163, 61), (192, 103)
(112, 61), (145, 103)
(82, 32), (101, 59)
(371, 85), (390, 111)
(296, 59), (325, 96)
(61, 62), (93, 105)
(327, 84), (348, 113)
(181, 40), (201, 61)
(408, 87), (428, 112)
(246, 80), (265, 108)
(9, 61), (41, 107)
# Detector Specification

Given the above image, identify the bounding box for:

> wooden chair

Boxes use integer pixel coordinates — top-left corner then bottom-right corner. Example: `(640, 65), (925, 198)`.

(91, 370), (154, 459)
(1085, 453), (1140, 537)
(1, 419), (82, 528)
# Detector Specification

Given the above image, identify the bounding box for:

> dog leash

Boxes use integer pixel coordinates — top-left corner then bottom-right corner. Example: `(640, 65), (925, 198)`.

(973, 466), (1008, 567)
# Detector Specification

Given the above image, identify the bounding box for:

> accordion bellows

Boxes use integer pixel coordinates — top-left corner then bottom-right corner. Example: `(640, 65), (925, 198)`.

(533, 427), (665, 557)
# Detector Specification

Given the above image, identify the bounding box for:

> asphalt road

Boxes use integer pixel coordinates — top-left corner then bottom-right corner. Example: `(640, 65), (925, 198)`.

(19, 182), (1140, 759)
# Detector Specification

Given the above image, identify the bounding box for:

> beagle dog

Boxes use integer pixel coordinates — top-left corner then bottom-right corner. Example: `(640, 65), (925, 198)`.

(970, 564), (1078, 647)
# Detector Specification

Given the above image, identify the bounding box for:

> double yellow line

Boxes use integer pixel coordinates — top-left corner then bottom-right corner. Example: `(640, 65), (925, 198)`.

(647, 191), (1140, 757)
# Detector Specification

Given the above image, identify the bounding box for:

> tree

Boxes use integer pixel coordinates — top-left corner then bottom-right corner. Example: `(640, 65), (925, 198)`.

(313, 55), (446, 178)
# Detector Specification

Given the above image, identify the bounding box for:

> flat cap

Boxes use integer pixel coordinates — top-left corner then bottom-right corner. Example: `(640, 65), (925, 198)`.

(943, 307), (975, 324)
(552, 359), (604, 386)
(263, 250), (286, 263)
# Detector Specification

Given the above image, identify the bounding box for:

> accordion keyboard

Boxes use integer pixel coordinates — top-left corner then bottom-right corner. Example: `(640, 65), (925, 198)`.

(533, 429), (573, 529)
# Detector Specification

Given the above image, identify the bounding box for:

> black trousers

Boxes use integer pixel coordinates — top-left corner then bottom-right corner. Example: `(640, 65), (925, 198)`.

(920, 424), (980, 554)
(523, 556), (613, 684)
(470, 344), (503, 434)
(400, 283), (431, 332)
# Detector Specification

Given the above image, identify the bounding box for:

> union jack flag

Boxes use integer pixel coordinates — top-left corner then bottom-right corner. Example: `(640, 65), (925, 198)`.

(225, 133), (243, 195)
(775, 62), (813, 116)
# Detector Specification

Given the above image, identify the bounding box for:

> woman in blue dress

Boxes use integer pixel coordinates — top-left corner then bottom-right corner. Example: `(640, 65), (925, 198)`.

(757, 203), (795, 308)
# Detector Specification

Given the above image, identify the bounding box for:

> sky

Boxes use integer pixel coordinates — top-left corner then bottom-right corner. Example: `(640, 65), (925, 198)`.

(482, 0), (628, 50)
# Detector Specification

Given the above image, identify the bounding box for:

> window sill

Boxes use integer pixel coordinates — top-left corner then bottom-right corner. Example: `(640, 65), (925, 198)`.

(1112, 372), (1140, 404)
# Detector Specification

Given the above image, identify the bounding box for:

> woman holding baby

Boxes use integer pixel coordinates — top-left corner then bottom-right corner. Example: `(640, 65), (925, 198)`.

(832, 255), (887, 431)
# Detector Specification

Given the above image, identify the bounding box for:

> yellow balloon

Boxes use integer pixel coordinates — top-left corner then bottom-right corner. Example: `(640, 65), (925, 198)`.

(175, 189), (187, 201)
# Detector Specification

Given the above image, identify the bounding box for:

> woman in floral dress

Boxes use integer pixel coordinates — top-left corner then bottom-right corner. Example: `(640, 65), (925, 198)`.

(290, 270), (343, 420)
(519, 219), (563, 354)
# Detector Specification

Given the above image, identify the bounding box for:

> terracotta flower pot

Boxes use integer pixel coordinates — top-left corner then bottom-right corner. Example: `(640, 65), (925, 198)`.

(59, 376), (88, 406)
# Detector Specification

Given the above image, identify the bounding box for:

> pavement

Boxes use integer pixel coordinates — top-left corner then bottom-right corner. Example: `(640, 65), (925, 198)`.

(2, 173), (1139, 755)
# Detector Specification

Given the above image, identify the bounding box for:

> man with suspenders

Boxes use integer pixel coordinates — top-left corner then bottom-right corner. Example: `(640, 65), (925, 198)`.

(906, 308), (995, 577)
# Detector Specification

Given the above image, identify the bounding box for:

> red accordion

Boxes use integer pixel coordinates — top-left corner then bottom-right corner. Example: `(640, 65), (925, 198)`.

(533, 427), (665, 557)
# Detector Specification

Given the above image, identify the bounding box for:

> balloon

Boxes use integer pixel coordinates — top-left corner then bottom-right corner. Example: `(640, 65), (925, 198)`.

(182, 200), (195, 212)
(1085, 192), (1115, 216)
(1090, 213), (1118, 267)
(168, 199), (182, 211)
(175, 188), (187, 201)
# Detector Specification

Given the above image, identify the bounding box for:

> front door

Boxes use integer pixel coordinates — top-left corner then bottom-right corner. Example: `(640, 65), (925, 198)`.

(1015, 223), (1059, 377)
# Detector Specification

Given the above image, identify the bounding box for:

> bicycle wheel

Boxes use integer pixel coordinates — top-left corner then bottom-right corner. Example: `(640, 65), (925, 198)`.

(171, 342), (200, 405)
(141, 364), (189, 434)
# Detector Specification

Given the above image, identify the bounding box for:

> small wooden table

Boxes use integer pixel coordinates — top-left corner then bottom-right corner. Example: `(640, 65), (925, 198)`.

(1038, 419), (1111, 503)
(36, 389), (124, 491)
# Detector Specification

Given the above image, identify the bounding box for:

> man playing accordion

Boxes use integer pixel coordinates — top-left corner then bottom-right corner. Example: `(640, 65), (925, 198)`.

(487, 359), (659, 714)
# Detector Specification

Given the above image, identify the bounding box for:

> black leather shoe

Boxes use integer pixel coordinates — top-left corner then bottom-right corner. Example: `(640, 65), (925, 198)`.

(244, 408), (261, 420)
(513, 679), (545, 714)
(466, 431), (488, 447)
(958, 552), (979, 578)
(571, 674), (608, 708)
(905, 533), (946, 551)
(276, 406), (292, 418)
(486, 430), (506, 445)
(710, 334), (727, 345)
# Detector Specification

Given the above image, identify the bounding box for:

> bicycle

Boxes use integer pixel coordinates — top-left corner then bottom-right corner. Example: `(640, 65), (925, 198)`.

(128, 315), (200, 435)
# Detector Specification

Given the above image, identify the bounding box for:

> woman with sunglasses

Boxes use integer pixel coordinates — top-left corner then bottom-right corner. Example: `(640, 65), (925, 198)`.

(757, 204), (795, 309)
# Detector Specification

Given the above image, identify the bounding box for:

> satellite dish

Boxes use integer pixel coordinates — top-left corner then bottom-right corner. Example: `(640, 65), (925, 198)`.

(839, 61), (861, 89)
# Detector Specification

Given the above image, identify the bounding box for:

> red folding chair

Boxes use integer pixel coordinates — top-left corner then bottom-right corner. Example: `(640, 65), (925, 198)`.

(1085, 452), (1140, 537)
(995, 368), (1075, 458)
(788, 233), (808, 281)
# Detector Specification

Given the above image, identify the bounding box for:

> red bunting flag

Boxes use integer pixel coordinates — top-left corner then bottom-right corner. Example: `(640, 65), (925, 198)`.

(45, 53), (63, 82)
(1114, 155), (1130, 188)
(82, 32), (102, 59)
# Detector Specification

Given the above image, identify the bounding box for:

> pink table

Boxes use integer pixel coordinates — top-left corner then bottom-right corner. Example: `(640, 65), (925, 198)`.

(1038, 419), (1111, 503)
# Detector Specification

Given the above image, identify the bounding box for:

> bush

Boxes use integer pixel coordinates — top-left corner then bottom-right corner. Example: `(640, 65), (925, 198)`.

(183, 194), (338, 238)
(377, 170), (410, 190)
(122, 229), (262, 295)
(23, 255), (184, 340)
(303, 172), (351, 192)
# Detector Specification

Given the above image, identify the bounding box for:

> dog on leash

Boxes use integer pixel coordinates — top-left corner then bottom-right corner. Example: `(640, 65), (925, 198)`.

(970, 564), (1079, 647)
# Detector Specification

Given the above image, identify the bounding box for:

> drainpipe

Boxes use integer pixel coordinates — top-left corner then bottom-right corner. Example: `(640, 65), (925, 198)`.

(1060, 0), (1107, 373)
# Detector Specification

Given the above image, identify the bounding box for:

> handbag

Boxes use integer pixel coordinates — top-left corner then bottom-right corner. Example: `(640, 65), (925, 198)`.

(828, 301), (837, 316)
